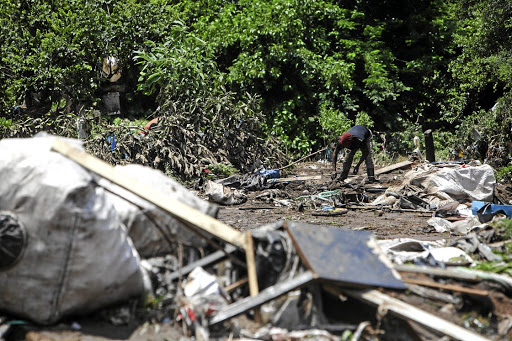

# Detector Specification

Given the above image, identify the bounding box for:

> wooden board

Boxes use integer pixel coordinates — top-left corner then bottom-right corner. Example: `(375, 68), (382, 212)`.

(52, 138), (246, 248)
(284, 221), (406, 290)
(375, 160), (413, 175)
(402, 277), (489, 296)
(167, 245), (237, 282)
(342, 288), (491, 341)
(274, 174), (325, 183)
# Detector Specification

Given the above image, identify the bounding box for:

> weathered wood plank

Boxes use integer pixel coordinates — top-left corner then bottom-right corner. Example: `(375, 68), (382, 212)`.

(375, 160), (414, 175)
(52, 138), (246, 247)
(402, 277), (489, 296)
(342, 288), (491, 341)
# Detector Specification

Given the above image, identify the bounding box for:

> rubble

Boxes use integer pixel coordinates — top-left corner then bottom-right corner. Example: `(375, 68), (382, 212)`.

(1, 136), (512, 341)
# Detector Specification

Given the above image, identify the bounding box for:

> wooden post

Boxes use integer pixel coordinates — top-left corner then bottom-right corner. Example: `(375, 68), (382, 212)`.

(424, 129), (436, 162)
(244, 231), (261, 322)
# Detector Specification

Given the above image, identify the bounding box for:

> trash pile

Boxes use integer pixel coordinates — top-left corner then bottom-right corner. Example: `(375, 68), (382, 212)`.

(1, 135), (512, 341)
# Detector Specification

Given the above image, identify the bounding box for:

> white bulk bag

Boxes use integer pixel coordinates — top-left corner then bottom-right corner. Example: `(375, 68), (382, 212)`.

(0, 136), (146, 324)
(100, 164), (219, 258)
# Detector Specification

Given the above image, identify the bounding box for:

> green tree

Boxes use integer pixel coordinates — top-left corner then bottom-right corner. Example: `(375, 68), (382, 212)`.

(183, 0), (409, 152)
(0, 0), (178, 114)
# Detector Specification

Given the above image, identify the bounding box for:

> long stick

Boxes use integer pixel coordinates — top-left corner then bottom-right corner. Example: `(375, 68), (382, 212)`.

(279, 147), (327, 171)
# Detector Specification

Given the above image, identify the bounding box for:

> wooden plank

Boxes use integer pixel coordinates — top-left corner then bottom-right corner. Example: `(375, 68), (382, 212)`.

(225, 277), (248, 293)
(406, 284), (461, 305)
(395, 264), (512, 291)
(375, 160), (414, 175)
(243, 231), (261, 322)
(402, 278), (489, 296)
(209, 270), (316, 325)
(342, 288), (491, 341)
(52, 138), (246, 248)
(394, 264), (481, 282)
(244, 231), (259, 297)
(345, 205), (430, 214)
(167, 245), (237, 282)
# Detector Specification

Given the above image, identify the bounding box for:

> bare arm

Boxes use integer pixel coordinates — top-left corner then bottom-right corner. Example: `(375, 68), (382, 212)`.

(332, 144), (341, 171)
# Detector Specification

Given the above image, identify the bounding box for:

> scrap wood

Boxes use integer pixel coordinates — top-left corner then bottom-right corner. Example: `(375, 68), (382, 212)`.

(209, 270), (316, 325)
(395, 264), (512, 292)
(345, 205), (430, 214)
(324, 286), (492, 341)
(311, 209), (348, 217)
(402, 277), (489, 296)
(395, 264), (481, 281)
(239, 206), (278, 210)
(375, 160), (413, 175)
(50, 138), (261, 297)
(275, 174), (328, 183)
(225, 277), (249, 293)
(407, 284), (461, 305)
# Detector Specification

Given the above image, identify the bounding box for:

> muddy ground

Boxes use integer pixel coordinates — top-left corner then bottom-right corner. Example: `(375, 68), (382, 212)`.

(4, 159), (512, 341)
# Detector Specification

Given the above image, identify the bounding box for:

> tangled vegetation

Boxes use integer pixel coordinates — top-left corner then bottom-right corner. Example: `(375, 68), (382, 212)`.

(0, 0), (511, 181)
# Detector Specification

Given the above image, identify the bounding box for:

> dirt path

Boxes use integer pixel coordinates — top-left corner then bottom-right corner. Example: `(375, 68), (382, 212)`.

(216, 161), (447, 241)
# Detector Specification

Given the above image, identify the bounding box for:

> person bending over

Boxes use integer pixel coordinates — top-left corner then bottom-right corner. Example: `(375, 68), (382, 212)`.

(332, 125), (375, 183)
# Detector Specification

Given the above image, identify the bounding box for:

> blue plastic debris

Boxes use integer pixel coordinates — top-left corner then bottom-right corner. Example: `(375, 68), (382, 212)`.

(106, 134), (117, 152)
(472, 201), (512, 218)
(260, 169), (280, 179)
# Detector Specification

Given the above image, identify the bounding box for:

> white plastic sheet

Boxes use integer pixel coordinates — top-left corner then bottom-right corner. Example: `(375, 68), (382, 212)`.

(373, 164), (495, 208)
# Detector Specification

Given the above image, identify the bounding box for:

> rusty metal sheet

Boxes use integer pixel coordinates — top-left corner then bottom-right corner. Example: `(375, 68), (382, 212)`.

(285, 221), (406, 289)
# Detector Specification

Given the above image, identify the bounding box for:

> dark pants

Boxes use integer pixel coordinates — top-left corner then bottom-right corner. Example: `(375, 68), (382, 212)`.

(340, 138), (374, 179)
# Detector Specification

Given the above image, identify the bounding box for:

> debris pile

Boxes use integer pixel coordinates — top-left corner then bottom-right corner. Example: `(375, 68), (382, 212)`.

(1, 136), (512, 341)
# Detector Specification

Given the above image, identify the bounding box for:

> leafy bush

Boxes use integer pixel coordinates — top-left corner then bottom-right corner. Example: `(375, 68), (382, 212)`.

(206, 163), (239, 179)
(496, 165), (512, 183)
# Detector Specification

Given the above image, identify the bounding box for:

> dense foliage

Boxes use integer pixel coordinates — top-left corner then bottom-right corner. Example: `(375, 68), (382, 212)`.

(0, 0), (511, 178)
